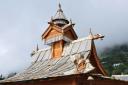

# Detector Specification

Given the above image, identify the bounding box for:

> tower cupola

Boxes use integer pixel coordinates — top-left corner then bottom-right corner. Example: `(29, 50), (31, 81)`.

(52, 3), (69, 27)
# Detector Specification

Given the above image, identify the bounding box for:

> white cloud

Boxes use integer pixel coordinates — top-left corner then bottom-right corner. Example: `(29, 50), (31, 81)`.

(0, 46), (8, 56)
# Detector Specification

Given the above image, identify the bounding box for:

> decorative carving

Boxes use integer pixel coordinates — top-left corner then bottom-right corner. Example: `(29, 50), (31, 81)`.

(87, 33), (105, 40)
(31, 44), (39, 57)
(74, 55), (86, 73)
(70, 54), (95, 74)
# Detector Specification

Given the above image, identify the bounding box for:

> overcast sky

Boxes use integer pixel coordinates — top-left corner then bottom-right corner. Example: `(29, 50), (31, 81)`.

(0, 0), (128, 76)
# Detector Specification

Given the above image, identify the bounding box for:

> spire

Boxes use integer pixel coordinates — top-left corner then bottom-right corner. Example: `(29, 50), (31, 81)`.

(36, 44), (39, 51)
(52, 3), (69, 26)
(89, 28), (93, 35)
(58, 3), (63, 12)
(53, 3), (65, 19)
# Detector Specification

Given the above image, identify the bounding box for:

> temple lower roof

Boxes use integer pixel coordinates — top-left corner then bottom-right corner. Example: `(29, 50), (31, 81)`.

(0, 37), (95, 83)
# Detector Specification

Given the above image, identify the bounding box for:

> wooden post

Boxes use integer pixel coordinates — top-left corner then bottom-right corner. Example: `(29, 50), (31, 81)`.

(52, 40), (64, 59)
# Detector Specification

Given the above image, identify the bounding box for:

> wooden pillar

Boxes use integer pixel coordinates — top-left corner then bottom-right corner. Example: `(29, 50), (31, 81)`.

(52, 40), (64, 59)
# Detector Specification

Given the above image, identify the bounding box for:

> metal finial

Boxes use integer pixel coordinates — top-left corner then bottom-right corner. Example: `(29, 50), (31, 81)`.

(36, 44), (39, 51)
(89, 28), (93, 35)
(58, 2), (63, 12)
(59, 3), (61, 9)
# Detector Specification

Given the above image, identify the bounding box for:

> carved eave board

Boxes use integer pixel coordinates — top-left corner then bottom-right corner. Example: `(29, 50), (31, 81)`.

(89, 41), (108, 76)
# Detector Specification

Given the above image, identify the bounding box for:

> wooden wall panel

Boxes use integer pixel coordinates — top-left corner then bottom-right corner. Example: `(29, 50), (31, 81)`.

(83, 80), (128, 85)
(45, 29), (62, 40)
(2, 76), (128, 85)
(52, 40), (64, 59)
(64, 30), (75, 40)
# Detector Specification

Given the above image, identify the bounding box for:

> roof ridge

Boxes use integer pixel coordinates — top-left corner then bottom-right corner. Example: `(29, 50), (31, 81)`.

(37, 47), (51, 52)
(71, 37), (91, 43)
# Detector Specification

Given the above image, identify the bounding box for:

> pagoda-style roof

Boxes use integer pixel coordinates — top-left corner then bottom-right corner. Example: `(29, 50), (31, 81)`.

(42, 23), (78, 45)
(52, 3), (69, 26)
(53, 3), (67, 20)
(0, 36), (107, 83)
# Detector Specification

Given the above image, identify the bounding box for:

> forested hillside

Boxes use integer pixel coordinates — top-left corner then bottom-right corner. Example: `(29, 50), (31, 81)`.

(100, 43), (128, 76)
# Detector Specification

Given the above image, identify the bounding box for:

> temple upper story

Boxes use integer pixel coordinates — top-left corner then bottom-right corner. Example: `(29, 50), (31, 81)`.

(42, 4), (78, 58)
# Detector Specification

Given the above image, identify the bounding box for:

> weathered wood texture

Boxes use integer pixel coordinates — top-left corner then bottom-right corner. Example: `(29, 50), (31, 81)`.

(64, 30), (75, 40)
(2, 75), (128, 85)
(83, 80), (128, 85)
(43, 24), (77, 59)
(89, 41), (108, 76)
(52, 40), (64, 58)
(45, 29), (62, 40)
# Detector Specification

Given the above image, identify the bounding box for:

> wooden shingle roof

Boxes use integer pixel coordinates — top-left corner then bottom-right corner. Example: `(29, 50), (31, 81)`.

(0, 37), (96, 83)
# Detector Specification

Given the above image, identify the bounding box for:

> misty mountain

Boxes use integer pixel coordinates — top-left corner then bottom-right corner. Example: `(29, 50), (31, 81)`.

(100, 43), (128, 76)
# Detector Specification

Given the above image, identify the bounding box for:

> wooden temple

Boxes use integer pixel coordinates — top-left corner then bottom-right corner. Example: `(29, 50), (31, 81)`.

(0, 3), (127, 85)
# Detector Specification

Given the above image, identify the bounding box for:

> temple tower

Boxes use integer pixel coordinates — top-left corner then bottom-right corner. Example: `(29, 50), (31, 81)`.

(42, 4), (78, 59)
